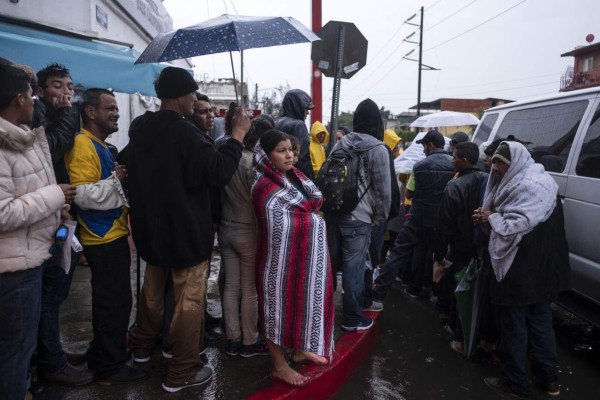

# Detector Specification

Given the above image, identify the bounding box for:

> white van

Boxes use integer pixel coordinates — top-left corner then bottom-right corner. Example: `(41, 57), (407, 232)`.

(472, 86), (600, 326)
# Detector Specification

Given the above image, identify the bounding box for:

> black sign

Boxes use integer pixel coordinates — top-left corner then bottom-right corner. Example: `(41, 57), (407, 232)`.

(311, 21), (368, 79)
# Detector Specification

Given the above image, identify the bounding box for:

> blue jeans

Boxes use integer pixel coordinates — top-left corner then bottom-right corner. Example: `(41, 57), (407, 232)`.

(339, 217), (372, 327)
(499, 303), (559, 397)
(37, 253), (78, 374)
(0, 266), (43, 400)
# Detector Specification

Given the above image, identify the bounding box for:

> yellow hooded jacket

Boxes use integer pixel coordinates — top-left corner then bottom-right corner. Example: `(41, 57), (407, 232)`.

(384, 129), (402, 152)
(310, 121), (330, 176)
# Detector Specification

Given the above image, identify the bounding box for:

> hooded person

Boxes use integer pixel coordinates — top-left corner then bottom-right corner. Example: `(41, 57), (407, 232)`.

(309, 120), (329, 177)
(127, 66), (250, 393)
(324, 98), (393, 332)
(475, 141), (569, 398)
(384, 129), (403, 158)
(275, 89), (314, 179)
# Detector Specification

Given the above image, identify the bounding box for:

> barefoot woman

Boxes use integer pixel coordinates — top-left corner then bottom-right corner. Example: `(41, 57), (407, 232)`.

(252, 130), (334, 387)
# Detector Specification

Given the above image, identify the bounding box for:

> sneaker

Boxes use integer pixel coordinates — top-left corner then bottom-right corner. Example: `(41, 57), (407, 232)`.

(484, 377), (527, 399)
(541, 381), (560, 397)
(239, 341), (269, 358)
(162, 347), (173, 359)
(65, 351), (87, 366)
(341, 317), (374, 332)
(161, 366), (213, 393)
(363, 301), (384, 312)
(199, 344), (209, 355)
(225, 340), (243, 356)
(204, 325), (225, 344)
(403, 287), (419, 299)
(42, 363), (94, 386)
(132, 353), (150, 363)
(95, 365), (148, 386)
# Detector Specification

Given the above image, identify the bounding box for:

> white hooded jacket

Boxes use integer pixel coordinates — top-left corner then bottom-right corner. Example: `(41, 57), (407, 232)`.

(0, 117), (64, 273)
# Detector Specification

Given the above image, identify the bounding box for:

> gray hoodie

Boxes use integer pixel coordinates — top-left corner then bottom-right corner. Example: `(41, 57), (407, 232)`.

(335, 132), (391, 226)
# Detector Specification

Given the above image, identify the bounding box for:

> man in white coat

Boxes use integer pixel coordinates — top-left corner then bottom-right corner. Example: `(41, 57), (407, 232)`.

(0, 64), (76, 400)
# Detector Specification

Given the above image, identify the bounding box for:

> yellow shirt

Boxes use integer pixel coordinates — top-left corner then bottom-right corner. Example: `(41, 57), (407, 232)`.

(65, 129), (129, 245)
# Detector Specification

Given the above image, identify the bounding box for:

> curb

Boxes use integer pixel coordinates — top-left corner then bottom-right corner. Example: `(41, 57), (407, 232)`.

(245, 311), (382, 400)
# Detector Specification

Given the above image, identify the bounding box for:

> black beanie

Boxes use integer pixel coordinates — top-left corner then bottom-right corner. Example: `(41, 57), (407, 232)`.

(155, 67), (199, 99)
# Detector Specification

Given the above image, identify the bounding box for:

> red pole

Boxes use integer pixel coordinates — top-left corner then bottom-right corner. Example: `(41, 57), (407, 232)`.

(311, 0), (322, 125)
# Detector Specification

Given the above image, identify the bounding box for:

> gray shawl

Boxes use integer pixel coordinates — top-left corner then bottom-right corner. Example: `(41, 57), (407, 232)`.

(482, 141), (558, 282)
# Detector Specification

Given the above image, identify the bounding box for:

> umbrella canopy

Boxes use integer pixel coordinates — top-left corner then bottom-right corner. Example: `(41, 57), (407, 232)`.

(454, 258), (484, 359)
(410, 111), (480, 128)
(135, 14), (321, 64)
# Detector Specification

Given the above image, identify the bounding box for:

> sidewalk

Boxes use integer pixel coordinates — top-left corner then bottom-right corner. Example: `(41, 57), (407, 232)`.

(49, 248), (382, 399)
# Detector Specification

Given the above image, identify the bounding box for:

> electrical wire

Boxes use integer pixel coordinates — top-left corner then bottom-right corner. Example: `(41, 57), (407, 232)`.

(425, 0), (478, 32)
(425, 0), (527, 52)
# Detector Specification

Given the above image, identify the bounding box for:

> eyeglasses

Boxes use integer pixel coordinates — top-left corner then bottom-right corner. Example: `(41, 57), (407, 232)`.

(194, 108), (213, 115)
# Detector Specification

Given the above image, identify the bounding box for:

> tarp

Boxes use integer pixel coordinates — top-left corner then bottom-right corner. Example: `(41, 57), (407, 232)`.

(0, 20), (170, 97)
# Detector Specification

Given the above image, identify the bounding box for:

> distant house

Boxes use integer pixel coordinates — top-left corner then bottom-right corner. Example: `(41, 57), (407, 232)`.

(560, 42), (600, 92)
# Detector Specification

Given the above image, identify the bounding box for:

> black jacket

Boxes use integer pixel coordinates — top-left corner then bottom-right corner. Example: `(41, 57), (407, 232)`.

(490, 198), (570, 306)
(432, 168), (488, 266)
(409, 148), (455, 228)
(31, 99), (80, 184)
(275, 89), (313, 180)
(127, 110), (242, 268)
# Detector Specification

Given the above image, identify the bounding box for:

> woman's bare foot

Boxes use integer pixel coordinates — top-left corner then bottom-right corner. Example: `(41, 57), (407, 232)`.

(291, 350), (329, 366)
(270, 365), (308, 387)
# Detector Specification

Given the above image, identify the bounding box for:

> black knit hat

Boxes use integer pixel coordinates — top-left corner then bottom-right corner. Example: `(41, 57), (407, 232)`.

(155, 67), (199, 99)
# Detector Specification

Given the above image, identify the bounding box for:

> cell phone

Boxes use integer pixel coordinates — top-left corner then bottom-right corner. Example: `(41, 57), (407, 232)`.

(55, 225), (68, 242)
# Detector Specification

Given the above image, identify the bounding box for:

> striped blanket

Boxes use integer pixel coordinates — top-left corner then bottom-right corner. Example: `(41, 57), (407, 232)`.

(251, 142), (334, 357)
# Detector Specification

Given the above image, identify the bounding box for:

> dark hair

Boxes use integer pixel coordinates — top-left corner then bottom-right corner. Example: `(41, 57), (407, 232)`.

(195, 92), (210, 102)
(454, 142), (480, 166)
(224, 101), (238, 135)
(337, 126), (350, 135)
(0, 57), (14, 66)
(288, 135), (300, 151)
(244, 117), (273, 151)
(81, 88), (115, 122)
(260, 129), (289, 155)
(36, 63), (71, 89)
(0, 64), (31, 111)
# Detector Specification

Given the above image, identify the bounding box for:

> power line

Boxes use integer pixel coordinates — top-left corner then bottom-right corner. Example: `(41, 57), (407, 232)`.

(425, 0), (527, 52)
(425, 0), (478, 32)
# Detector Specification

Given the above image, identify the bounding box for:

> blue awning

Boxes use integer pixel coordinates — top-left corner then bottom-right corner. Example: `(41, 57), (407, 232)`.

(0, 20), (171, 97)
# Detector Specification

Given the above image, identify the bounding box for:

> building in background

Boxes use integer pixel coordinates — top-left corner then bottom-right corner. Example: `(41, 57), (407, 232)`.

(0, 0), (192, 150)
(561, 41), (600, 92)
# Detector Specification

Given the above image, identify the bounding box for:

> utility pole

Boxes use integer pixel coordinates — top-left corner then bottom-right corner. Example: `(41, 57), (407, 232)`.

(311, 0), (322, 124)
(403, 7), (439, 117)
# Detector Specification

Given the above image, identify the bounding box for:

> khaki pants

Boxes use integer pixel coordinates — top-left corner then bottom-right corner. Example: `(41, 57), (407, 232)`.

(132, 261), (208, 386)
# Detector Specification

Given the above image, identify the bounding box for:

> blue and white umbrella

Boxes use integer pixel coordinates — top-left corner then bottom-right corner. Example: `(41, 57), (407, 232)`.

(135, 14), (320, 64)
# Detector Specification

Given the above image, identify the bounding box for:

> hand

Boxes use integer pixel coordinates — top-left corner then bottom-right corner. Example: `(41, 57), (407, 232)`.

(60, 208), (73, 222)
(59, 184), (77, 204)
(472, 208), (492, 225)
(230, 107), (251, 142)
(53, 93), (72, 109)
(114, 162), (127, 182)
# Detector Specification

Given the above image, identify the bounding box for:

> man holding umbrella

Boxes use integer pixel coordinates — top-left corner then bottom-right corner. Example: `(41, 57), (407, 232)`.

(127, 67), (249, 393)
(431, 142), (487, 354)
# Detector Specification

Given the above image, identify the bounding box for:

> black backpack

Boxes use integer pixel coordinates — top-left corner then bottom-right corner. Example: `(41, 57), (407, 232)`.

(315, 146), (371, 214)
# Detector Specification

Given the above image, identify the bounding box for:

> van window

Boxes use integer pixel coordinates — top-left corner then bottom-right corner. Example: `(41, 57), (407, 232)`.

(575, 104), (600, 179)
(495, 100), (588, 173)
(473, 113), (498, 146)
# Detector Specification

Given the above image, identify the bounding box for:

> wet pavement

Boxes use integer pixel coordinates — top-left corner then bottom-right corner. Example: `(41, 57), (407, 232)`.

(50, 248), (349, 399)
(48, 248), (600, 399)
(333, 280), (600, 400)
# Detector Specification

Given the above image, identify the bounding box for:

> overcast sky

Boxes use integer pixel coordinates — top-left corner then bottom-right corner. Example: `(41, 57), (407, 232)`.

(162, 0), (598, 121)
